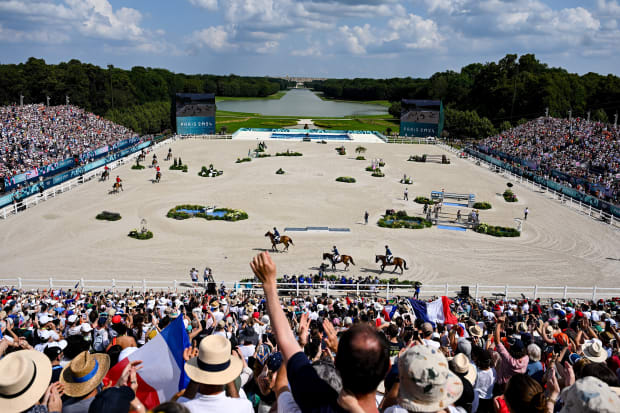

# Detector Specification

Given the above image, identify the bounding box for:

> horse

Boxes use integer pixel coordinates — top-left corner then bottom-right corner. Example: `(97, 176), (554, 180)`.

(165, 152), (172, 161)
(265, 231), (294, 252)
(138, 153), (146, 162)
(100, 169), (109, 181)
(110, 182), (123, 194)
(375, 255), (408, 274)
(323, 253), (355, 271)
(155, 172), (161, 183)
(151, 158), (158, 167)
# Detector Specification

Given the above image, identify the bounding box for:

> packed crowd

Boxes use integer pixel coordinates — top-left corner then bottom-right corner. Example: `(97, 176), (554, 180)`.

(479, 117), (620, 204)
(1, 252), (620, 412)
(0, 104), (138, 181)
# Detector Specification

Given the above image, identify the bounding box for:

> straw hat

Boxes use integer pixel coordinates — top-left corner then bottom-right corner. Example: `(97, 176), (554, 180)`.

(583, 341), (608, 363)
(468, 325), (483, 337)
(450, 353), (477, 386)
(60, 351), (110, 397)
(398, 345), (463, 412)
(185, 335), (242, 385)
(0, 350), (52, 412)
(560, 376), (620, 413)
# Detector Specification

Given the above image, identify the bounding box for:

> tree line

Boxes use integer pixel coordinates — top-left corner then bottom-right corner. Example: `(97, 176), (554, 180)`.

(0, 58), (293, 134)
(308, 54), (620, 138)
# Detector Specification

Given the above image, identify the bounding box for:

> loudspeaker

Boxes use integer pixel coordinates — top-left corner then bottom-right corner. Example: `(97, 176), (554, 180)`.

(207, 282), (216, 294)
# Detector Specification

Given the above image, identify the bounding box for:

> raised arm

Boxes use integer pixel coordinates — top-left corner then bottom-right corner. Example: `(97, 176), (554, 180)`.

(250, 252), (301, 362)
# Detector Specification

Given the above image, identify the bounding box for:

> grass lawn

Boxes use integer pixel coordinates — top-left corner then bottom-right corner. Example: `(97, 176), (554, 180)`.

(216, 115), (299, 133)
(215, 90), (287, 102)
(312, 117), (400, 133)
(313, 92), (391, 108)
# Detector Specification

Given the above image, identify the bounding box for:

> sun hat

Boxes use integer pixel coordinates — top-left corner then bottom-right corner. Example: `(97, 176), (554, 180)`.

(0, 350), (52, 412)
(398, 345), (463, 412)
(184, 335), (242, 385)
(515, 321), (527, 333)
(60, 351), (110, 397)
(421, 322), (434, 335)
(81, 323), (93, 333)
(582, 341), (608, 363)
(559, 376), (620, 413)
(468, 325), (483, 337)
(450, 353), (477, 386)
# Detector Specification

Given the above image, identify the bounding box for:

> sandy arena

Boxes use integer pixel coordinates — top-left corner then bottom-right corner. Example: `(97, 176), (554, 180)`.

(1, 139), (619, 287)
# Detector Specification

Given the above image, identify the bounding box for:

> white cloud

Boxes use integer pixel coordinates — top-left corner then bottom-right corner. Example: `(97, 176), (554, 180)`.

(188, 0), (218, 10)
(389, 14), (443, 49)
(190, 26), (236, 51)
(0, 23), (70, 44)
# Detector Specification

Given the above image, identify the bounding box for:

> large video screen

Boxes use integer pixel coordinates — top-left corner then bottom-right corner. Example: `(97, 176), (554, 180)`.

(175, 93), (216, 135)
(400, 99), (444, 137)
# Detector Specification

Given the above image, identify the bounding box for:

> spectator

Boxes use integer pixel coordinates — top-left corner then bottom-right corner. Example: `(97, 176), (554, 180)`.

(60, 351), (110, 413)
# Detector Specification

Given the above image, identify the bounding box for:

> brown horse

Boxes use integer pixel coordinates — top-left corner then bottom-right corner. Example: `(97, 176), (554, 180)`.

(323, 253), (355, 271)
(375, 255), (408, 274)
(265, 231), (294, 252)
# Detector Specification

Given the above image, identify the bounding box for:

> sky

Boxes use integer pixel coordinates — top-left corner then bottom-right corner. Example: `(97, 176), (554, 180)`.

(1, 0), (619, 78)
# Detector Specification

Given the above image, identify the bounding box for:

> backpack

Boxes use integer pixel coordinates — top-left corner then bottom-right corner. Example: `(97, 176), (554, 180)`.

(93, 328), (106, 352)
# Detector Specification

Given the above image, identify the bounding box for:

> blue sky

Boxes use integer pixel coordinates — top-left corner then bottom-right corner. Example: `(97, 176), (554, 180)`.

(1, 0), (619, 78)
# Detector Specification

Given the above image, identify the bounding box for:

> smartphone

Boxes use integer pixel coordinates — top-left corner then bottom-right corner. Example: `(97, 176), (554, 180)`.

(321, 340), (327, 350)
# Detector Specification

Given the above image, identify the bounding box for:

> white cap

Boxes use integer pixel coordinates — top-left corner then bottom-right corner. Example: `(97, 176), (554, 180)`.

(39, 315), (52, 325)
(80, 323), (93, 333)
(67, 314), (78, 323)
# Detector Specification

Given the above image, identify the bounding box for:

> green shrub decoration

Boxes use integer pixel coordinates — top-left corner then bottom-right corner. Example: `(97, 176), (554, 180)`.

(474, 223), (520, 237)
(96, 211), (121, 221)
(131, 162), (145, 170)
(276, 168), (285, 175)
(167, 205), (248, 222)
(473, 202), (492, 210)
(414, 196), (434, 205)
(371, 169), (385, 177)
(128, 230), (153, 240)
(275, 150), (302, 157)
(336, 176), (356, 183)
(170, 157), (188, 172)
(335, 146), (346, 155)
(198, 165), (223, 177)
(257, 153), (271, 158)
(503, 189), (518, 202)
(378, 212), (432, 229)
(356, 156), (366, 160)
(236, 157), (252, 163)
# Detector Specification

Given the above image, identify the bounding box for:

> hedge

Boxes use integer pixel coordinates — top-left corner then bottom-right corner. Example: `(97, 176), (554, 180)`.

(371, 169), (385, 177)
(198, 165), (223, 177)
(275, 151), (302, 157)
(236, 157), (252, 163)
(355, 156), (366, 160)
(414, 196), (434, 205)
(167, 205), (248, 222)
(408, 155), (426, 162)
(378, 211), (432, 229)
(336, 176), (356, 183)
(473, 202), (492, 210)
(96, 211), (121, 221)
(128, 230), (153, 240)
(474, 223), (520, 237)
(131, 164), (145, 170)
(257, 153), (271, 158)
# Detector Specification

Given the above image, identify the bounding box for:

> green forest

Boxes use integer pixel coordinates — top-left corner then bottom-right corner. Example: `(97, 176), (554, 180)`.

(0, 57), (293, 134)
(1, 54), (619, 138)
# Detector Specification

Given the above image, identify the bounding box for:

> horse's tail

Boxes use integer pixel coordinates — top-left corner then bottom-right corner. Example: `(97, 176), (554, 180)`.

(349, 256), (355, 266)
(402, 259), (408, 270)
(289, 237), (294, 246)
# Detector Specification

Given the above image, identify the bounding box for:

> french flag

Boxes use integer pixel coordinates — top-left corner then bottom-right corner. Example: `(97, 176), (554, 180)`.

(105, 316), (190, 409)
(408, 296), (458, 326)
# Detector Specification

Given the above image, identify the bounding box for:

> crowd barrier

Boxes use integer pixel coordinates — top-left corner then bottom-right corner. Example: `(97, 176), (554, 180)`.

(438, 143), (620, 229)
(0, 137), (177, 220)
(0, 278), (618, 301)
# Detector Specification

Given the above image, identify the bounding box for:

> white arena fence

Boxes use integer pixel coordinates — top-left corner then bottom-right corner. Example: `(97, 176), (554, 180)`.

(0, 278), (618, 301)
(438, 142), (620, 230)
(0, 137), (178, 221)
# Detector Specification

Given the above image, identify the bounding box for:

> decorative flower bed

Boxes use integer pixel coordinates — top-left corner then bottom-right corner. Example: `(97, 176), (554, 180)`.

(167, 205), (248, 222)
(236, 157), (252, 163)
(96, 211), (121, 221)
(336, 176), (356, 183)
(131, 163), (145, 170)
(276, 168), (285, 175)
(474, 223), (520, 237)
(257, 153), (271, 158)
(503, 189), (518, 202)
(378, 211), (432, 229)
(128, 230), (153, 240)
(414, 196), (434, 205)
(198, 165), (223, 177)
(371, 169), (385, 177)
(355, 156), (366, 160)
(276, 150), (302, 156)
(169, 158), (188, 172)
(473, 202), (492, 210)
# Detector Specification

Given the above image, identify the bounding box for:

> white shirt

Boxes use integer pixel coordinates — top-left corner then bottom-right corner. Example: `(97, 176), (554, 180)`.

(385, 405), (466, 413)
(475, 367), (496, 400)
(180, 392), (253, 413)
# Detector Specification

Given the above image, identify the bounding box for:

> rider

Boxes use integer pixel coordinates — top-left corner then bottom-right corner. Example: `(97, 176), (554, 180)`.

(332, 245), (340, 263)
(115, 175), (122, 185)
(273, 227), (280, 243)
(167, 148), (172, 158)
(385, 245), (393, 264)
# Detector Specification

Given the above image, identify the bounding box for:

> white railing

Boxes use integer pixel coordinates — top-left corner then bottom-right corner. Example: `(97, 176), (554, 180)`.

(0, 278), (618, 301)
(178, 134), (233, 140)
(0, 138), (177, 221)
(386, 136), (438, 144)
(438, 143), (619, 230)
